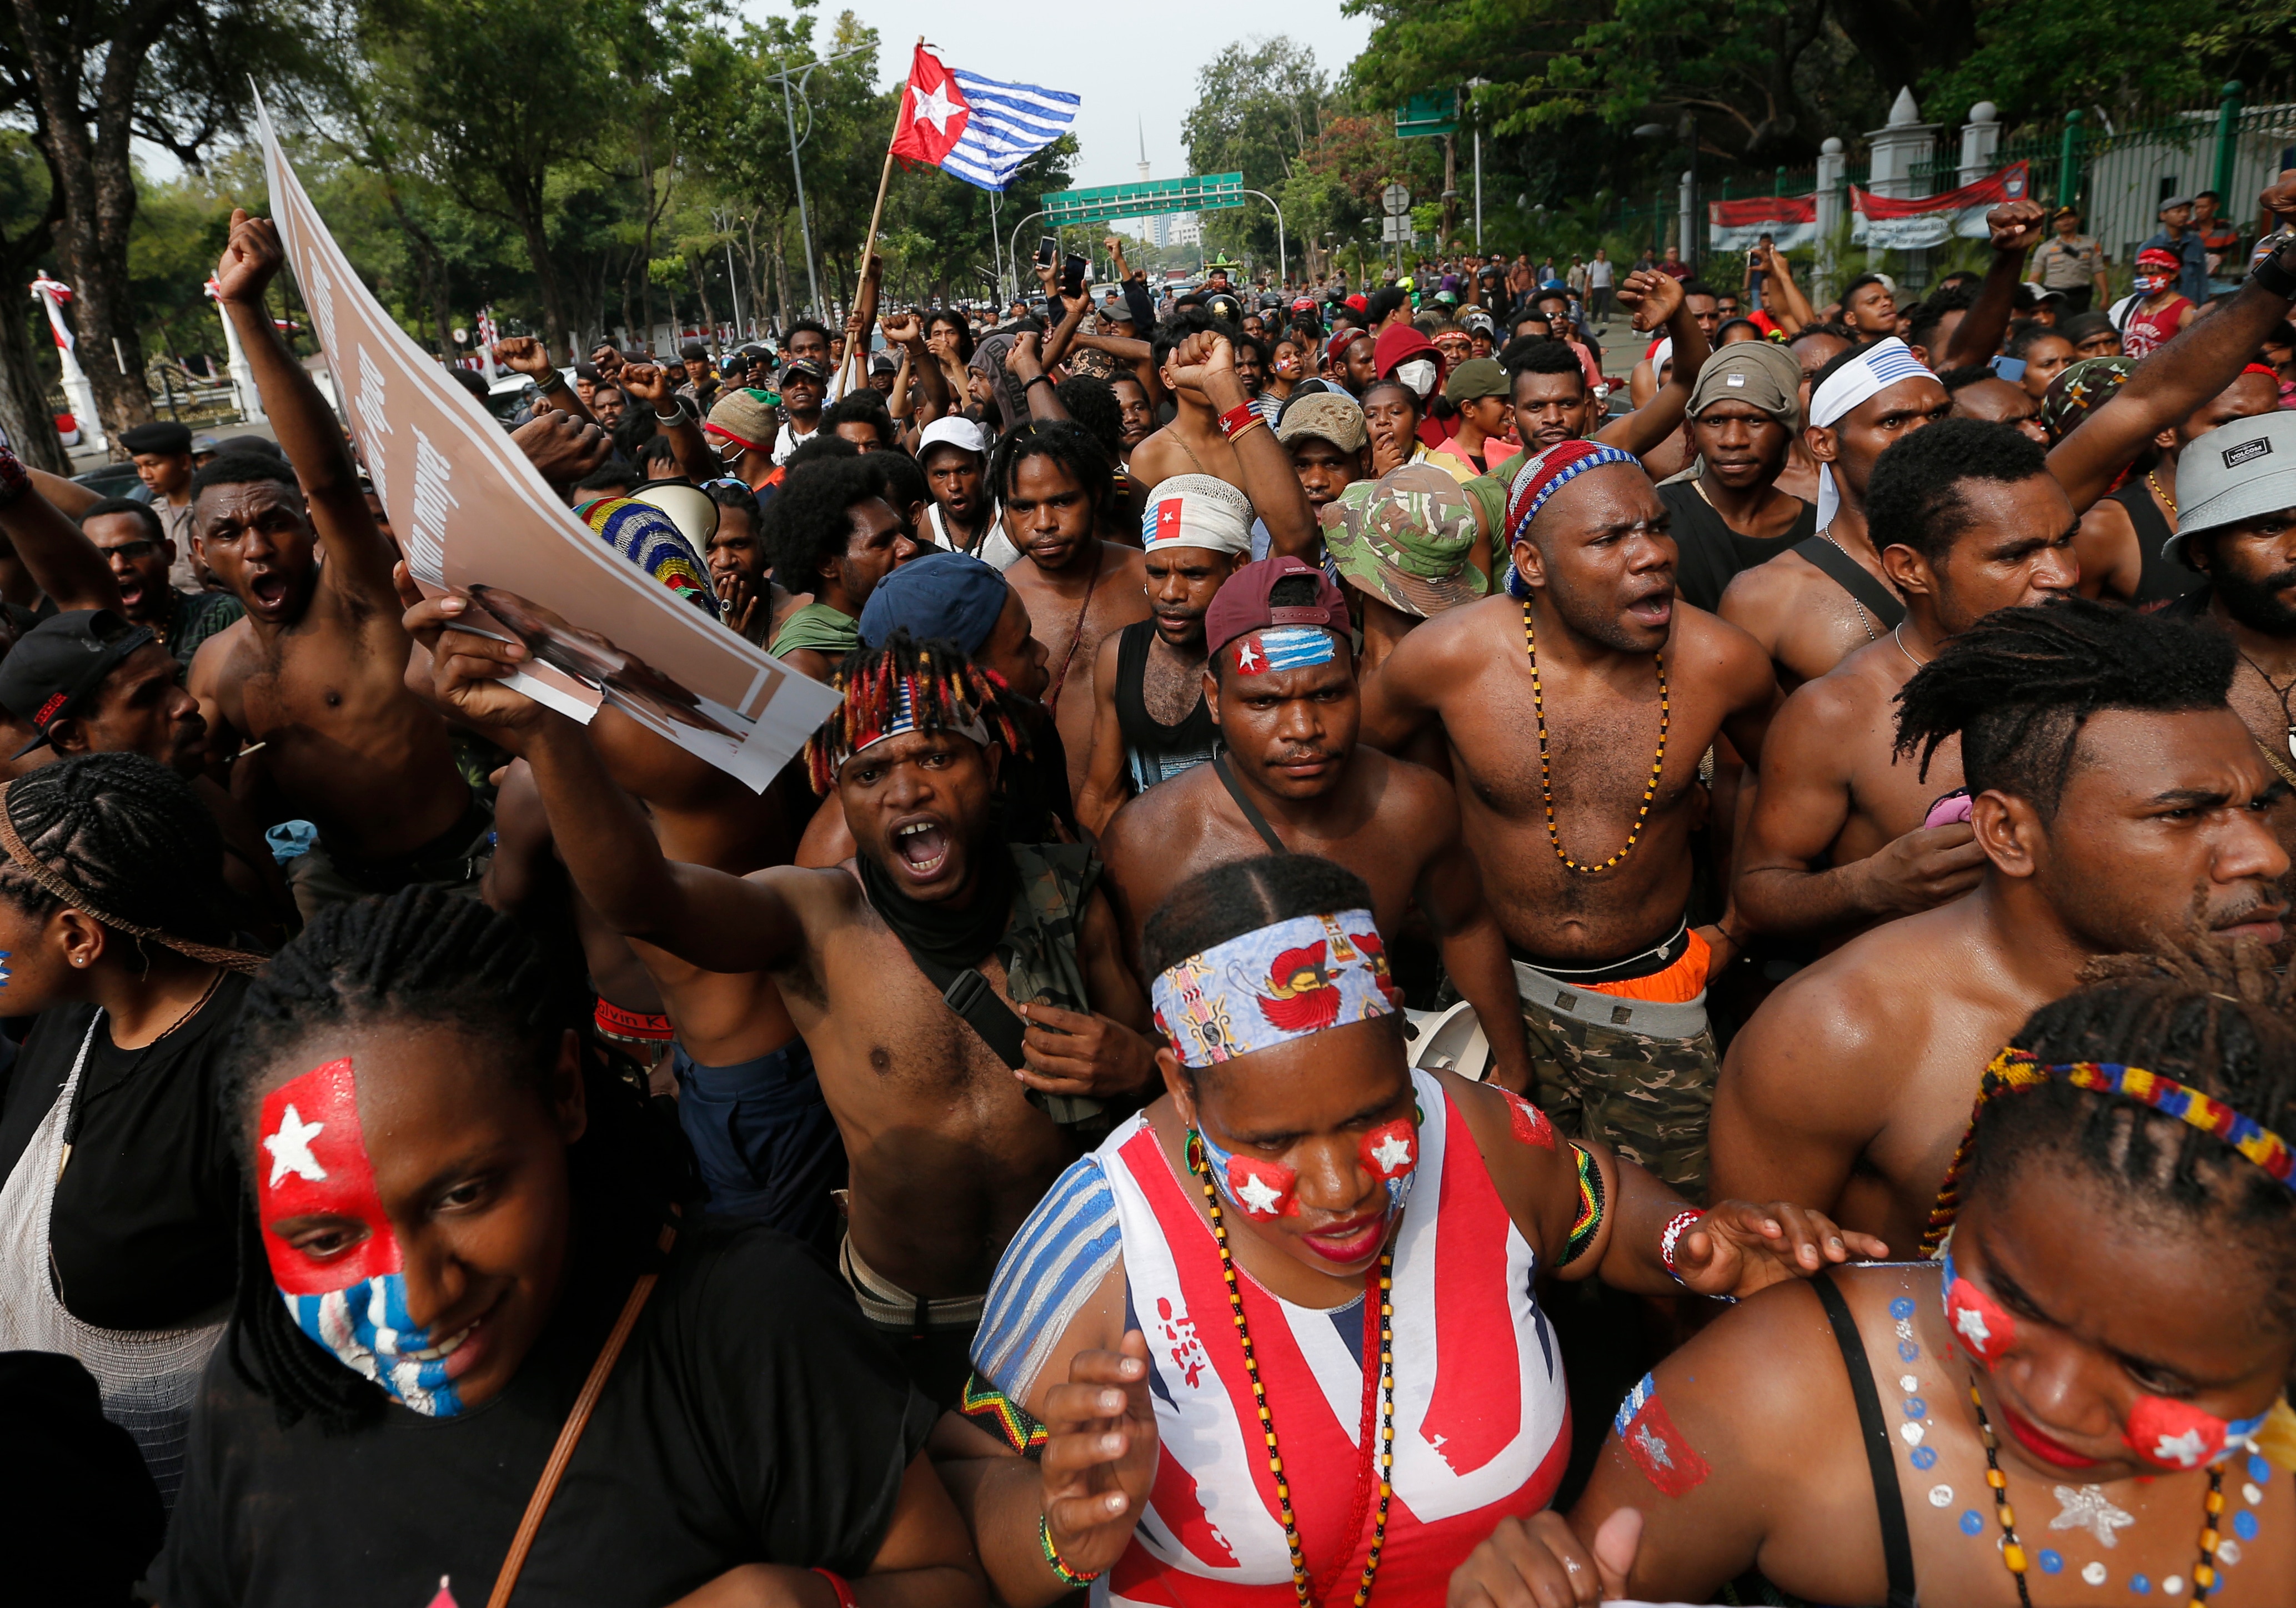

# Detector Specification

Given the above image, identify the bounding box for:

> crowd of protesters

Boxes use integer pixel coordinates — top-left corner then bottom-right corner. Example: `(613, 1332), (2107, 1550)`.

(0, 172), (2292, 1608)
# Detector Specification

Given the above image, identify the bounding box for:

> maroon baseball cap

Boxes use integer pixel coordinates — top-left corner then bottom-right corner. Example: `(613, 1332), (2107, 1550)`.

(1205, 556), (1352, 661)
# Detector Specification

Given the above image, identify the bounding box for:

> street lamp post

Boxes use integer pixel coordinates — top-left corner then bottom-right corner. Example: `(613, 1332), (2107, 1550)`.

(764, 43), (870, 320)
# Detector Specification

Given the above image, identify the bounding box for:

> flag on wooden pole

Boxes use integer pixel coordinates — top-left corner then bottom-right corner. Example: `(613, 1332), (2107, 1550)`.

(888, 44), (1078, 193)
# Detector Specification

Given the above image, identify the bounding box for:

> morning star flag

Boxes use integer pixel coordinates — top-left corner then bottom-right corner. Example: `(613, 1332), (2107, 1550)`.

(888, 43), (1078, 193)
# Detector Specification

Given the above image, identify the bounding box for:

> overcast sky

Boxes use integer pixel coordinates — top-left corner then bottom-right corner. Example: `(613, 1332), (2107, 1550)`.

(738, 0), (1375, 192)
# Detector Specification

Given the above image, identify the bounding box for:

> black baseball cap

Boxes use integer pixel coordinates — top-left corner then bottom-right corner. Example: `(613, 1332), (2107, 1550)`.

(0, 610), (157, 756)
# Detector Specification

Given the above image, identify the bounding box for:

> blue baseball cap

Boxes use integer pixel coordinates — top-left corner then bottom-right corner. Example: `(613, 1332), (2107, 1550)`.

(858, 550), (1009, 657)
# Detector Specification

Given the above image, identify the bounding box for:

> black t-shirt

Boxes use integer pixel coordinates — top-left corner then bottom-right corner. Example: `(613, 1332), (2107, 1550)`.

(0, 974), (248, 1330)
(1657, 479), (1817, 614)
(156, 1222), (935, 1608)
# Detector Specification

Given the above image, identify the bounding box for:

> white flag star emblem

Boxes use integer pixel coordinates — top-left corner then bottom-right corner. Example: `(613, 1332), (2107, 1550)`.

(263, 1103), (329, 1188)
(2152, 1428), (2210, 1468)
(909, 79), (961, 137)
(1370, 1132), (1413, 1172)
(1633, 1424), (1673, 1469)
(1232, 1170), (1285, 1215)
(1236, 641), (1262, 672)
(1953, 1305), (1992, 1351)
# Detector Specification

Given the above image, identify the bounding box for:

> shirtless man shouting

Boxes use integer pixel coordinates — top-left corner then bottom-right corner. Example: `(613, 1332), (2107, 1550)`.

(189, 209), (481, 918)
(1712, 598), (2287, 1253)
(1361, 440), (1778, 1197)
(417, 610), (1156, 1405)
(1097, 556), (1535, 1092)
(1733, 419), (2078, 945)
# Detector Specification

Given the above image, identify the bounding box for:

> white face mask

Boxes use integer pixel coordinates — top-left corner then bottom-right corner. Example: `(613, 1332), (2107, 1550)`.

(1396, 358), (1437, 398)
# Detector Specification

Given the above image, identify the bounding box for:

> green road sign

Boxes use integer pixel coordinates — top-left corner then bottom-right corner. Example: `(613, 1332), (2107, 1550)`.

(1396, 92), (1457, 139)
(1040, 172), (1247, 228)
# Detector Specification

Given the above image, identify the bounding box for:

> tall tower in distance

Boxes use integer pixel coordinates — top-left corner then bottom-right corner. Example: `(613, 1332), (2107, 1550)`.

(1137, 118), (1150, 183)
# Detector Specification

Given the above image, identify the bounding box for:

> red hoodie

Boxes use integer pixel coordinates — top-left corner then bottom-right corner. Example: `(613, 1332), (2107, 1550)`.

(1372, 323), (1452, 449)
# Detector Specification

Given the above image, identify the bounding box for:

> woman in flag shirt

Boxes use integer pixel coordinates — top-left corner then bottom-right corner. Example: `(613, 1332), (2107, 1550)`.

(947, 853), (1881, 1606)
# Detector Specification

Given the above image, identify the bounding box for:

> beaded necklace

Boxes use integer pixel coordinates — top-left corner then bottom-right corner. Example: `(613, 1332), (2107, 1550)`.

(1521, 599), (1668, 873)
(1188, 1132), (1397, 1607)
(1966, 1382), (2224, 1605)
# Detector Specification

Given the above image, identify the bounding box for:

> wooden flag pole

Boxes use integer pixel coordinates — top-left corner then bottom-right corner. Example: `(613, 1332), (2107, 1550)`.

(842, 37), (920, 392)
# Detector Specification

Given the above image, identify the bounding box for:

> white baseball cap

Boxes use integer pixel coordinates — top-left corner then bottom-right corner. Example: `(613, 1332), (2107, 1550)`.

(919, 416), (989, 460)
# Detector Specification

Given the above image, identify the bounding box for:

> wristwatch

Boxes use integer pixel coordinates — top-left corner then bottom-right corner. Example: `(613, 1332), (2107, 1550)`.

(2250, 227), (2296, 299)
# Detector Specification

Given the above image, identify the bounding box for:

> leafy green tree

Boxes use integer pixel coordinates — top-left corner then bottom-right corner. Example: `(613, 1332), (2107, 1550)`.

(2, 0), (320, 433)
(1183, 36), (1330, 267)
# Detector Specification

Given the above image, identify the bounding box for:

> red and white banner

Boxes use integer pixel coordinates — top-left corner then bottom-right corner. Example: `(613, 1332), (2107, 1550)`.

(1853, 160), (2030, 249)
(255, 96), (837, 789)
(29, 273), (75, 351)
(1708, 193), (1818, 253)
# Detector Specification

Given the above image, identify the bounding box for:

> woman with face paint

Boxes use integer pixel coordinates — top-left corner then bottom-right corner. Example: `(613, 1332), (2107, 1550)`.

(1471, 939), (2296, 1605)
(0, 753), (266, 1503)
(158, 886), (986, 1608)
(943, 853), (1880, 1608)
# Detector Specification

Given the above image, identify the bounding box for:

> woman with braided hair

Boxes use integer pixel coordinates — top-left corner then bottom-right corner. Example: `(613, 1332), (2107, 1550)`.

(1475, 935), (2296, 1605)
(0, 751), (265, 1501)
(157, 884), (986, 1608)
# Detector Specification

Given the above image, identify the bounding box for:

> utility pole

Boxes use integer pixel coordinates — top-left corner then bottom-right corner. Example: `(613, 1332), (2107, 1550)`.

(1467, 78), (1488, 252)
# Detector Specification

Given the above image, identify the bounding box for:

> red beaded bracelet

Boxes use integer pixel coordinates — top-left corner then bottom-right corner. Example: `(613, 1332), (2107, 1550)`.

(811, 1567), (860, 1608)
(1215, 400), (1256, 439)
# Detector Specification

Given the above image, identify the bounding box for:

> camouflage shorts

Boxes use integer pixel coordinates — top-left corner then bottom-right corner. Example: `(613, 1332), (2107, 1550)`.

(1516, 969), (1717, 1203)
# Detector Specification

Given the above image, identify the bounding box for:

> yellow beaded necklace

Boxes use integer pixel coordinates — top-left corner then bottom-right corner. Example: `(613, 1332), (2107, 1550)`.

(1522, 599), (1668, 873)
(1189, 1133), (1398, 1606)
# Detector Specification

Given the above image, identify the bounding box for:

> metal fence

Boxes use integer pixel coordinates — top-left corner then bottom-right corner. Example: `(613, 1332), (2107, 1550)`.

(1587, 84), (2296, 283)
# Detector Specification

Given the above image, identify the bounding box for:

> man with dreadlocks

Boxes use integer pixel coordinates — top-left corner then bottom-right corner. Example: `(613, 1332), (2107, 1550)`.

(411, 596), (1156, 1405)
(1712, 597), (2289, 1257)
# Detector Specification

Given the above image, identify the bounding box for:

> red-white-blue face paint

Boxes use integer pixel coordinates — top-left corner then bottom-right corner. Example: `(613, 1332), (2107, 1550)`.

(1193, 1124), (1300, 1219)
(2124, 1392), (2270, 1471)
(1192, 1110), (1420, 1222)
(1939, 1241), (2017, 1368)
(257, 1058), (473, 1417)
(1358, 1115), (1419, 1211)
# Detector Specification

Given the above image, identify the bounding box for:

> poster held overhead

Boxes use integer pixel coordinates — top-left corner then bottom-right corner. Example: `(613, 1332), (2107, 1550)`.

(253, 94), (838, 791)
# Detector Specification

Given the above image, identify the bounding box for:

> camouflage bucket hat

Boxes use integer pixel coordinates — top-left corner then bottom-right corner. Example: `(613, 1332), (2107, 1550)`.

(1320, 463), (1486, 618)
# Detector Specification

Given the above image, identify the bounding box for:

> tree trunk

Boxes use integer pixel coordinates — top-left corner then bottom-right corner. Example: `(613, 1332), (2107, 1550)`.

(499, 169), (575, 355)
(0, 308), (70, 475)
(380, 179), (456, 356)
(0, 200), (71, 474)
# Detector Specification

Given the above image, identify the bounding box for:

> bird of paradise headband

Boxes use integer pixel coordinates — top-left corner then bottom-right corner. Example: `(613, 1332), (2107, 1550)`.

(1151, 908), (1403, 1067)
(1924, 1045), (2296, 1255)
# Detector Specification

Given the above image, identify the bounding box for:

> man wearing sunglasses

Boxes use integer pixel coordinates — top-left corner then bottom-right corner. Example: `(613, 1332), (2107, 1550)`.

(77, 498), (244, 671)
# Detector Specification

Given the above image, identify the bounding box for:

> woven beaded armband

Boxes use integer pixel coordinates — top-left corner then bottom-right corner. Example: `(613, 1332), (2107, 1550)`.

(1558, 1142), (1606, 1267)
(959, 1370), (1049, 1456)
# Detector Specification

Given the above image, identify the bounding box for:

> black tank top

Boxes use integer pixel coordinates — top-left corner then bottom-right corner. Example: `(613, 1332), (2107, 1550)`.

(1112, 620), (1218, 797)
(2108, 478), (2208, 609)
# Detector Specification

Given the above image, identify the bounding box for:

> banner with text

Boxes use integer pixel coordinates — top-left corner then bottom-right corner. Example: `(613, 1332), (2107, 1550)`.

(1852, 160), (2031, 249)
(1708, 193), (1819, 253)
(255, 98), (838, 790)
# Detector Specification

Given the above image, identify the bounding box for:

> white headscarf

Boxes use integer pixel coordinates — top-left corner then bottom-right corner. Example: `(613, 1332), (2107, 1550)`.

(1808, 337), (1937, 530)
